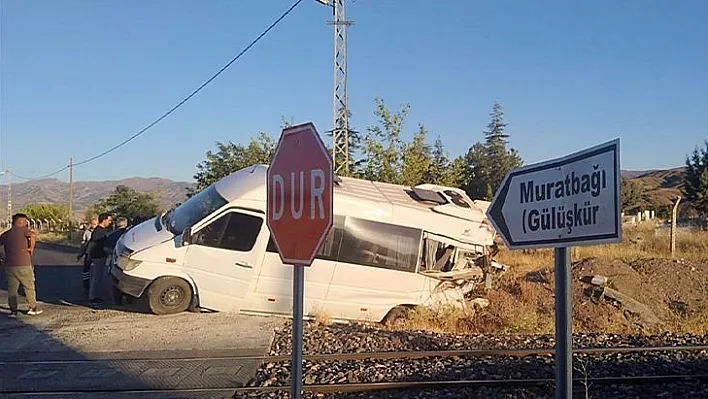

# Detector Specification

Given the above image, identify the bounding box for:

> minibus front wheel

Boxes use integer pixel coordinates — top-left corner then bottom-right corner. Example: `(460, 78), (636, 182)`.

(147, 277), (193, 315)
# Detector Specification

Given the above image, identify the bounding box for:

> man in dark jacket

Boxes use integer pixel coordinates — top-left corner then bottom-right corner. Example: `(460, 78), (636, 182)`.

(105, 217), (129, 254)
(76, 217), (98, 297)
(85, 213), (112, 304)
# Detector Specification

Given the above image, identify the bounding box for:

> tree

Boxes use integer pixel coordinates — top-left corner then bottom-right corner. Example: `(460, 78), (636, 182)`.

(425, 136), (464, 187)
(399, 124), (432, 186)
(94, 185), (161, 225)
(19, 203), (69, 224)
(462, 102), (523, 200)
(356, 97), (409, 184)
(620, 176), (647, 213)
(484, 103), (523, 194)
(446, 156), (466, 188)
(462, 142), (490, 199)
(190, 133), (276, 195)
(683, 141), (708, 226)
(351, 97), (466, 188)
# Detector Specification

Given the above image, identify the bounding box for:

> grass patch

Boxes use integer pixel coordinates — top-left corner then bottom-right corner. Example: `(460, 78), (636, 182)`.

(497, 222), (708, 277)
(396, 305), (476, 334)
(393, 281), (555, 335)
(37, 232), (81, 248)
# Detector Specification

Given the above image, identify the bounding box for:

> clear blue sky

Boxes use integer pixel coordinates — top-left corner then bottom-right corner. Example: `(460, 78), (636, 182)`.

(1, 0), (706, 183)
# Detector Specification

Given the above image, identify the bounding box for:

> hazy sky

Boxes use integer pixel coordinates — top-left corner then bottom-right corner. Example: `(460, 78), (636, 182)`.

(1, 0), (706, 182)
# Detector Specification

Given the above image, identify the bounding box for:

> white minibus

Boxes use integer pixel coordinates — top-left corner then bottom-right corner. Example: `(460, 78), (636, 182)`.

(110, 165), (497, 323)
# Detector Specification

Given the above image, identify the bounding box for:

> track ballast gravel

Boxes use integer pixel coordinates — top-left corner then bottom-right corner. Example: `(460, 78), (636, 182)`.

(235, 321), (708, 398)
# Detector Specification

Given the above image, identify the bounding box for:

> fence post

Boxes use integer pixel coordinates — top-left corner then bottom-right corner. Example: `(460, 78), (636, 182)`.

(670, 196), (681, 256)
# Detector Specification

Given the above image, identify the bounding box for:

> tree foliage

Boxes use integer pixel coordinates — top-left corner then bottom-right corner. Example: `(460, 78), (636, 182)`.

(399, 124), (432, 186)
(93, 185), (161, 225)
(357, 97), (409, 183)
(189, 98), (522, 199)
(620, 176), (647, 213)
(190, 133), (276, 195)
(683, 141), (708, 225)
(462, 103), (523, 200)
(18, 203), (69, 223)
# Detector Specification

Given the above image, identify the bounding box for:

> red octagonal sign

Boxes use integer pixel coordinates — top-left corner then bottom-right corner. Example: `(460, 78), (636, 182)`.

(267, 122), (334, 266)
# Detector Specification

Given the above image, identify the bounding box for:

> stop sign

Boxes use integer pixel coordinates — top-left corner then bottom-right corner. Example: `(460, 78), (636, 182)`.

(266, 122), (334, 266)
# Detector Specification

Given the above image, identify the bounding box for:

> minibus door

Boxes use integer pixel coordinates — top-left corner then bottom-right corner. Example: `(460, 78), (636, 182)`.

(183, 209), (267, 312)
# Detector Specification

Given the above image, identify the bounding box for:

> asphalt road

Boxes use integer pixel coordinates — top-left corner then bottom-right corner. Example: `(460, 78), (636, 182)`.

(0, 242), (87, 305)
(0, 242), (281, 398)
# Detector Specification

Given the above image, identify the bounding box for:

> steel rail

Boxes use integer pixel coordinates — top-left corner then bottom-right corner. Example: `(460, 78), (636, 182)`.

(1, 344), (706, 365)
(7, 374), (708, 396)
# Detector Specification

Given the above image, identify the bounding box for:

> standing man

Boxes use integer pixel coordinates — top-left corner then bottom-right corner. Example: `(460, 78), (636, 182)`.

(85, 213), (112, 304)
(0, 213), (42, 316)
(105, 216), (129, 255)
(76, 217), (98, 297)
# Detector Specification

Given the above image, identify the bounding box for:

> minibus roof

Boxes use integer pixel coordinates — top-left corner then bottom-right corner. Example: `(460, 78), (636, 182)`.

(214, 165), (496, 246)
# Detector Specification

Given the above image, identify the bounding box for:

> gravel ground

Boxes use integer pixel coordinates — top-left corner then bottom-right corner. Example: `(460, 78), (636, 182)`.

(238, 321), (708, 398)
(268, 321), (707, 355)
(233, 382), (708, 399)
(0, 304), (281, 354)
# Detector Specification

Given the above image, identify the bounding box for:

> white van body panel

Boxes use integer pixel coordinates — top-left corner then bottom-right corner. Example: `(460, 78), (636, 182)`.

(113, 164), (497, 321)
(182, 208), (267, 312)
(243, 253), (336, 317)
(120, 217), (173, 253)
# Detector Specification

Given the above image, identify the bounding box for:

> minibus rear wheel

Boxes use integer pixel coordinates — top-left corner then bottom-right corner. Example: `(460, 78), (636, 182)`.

(381, 305), (414, 327)
(147, 277), (193, 315)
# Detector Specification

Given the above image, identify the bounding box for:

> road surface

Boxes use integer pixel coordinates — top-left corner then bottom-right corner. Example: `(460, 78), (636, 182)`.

(0, 243), (283, 398)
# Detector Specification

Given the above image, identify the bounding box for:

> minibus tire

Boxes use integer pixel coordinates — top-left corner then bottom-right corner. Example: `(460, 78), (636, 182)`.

(381, 305), (413, 326)
(147, 277), (193, 315)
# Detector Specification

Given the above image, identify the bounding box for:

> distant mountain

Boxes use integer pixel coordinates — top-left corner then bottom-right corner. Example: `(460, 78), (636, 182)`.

(626, 167), (686, 208)
(0, 168), (688, 220)
(621, 170), (655, 179)
(0, 177), (195, 219)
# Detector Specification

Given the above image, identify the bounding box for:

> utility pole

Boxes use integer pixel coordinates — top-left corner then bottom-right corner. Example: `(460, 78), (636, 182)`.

(670, 196), (681, 256)
(7, 169), (11, 224)
(317, 0), (353, 175)
(68, 158), (74, 232)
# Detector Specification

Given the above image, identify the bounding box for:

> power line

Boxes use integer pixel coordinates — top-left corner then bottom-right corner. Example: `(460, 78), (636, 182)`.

(8, 0), (305, 181)
(9, 166), (69, 181)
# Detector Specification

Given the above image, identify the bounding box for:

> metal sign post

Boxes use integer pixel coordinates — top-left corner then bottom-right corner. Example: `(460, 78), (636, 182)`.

(554, 247), (572, 398)
(486, 139), (622, 399)
(291, 265), (305, 397)
(266, 122), (334, 399)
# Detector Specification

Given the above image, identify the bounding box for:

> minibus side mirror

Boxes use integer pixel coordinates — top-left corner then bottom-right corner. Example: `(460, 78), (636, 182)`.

(182, 227), (193, 245)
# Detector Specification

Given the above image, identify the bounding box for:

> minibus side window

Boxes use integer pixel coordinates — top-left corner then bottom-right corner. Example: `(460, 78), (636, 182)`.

(193, 212), (263, 252)
(266, 215), (345, 261)
(339, 218), (422, 272)
(221, 213), (263, 251)
(193, 215), (229, 247)
(338, 218), (421, 272)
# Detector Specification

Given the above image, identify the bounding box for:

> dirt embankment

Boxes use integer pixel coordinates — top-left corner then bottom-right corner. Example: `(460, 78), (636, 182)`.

(476, 256), (708, 335)
(398, 255), (708, 336)
(570, 257), (707, 334)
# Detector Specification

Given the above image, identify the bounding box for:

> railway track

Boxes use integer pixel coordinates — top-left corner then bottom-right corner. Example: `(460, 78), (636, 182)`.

(2, 344), (707, 365)
(3, 345), (707, 397)
(7, 374), (708, 397)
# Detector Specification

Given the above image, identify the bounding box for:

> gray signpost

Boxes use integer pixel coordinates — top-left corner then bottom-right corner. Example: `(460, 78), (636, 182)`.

(486, 139), (622, 398)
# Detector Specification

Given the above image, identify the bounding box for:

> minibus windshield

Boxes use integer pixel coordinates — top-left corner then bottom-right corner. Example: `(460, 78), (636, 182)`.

(164, 185), (228, 235)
